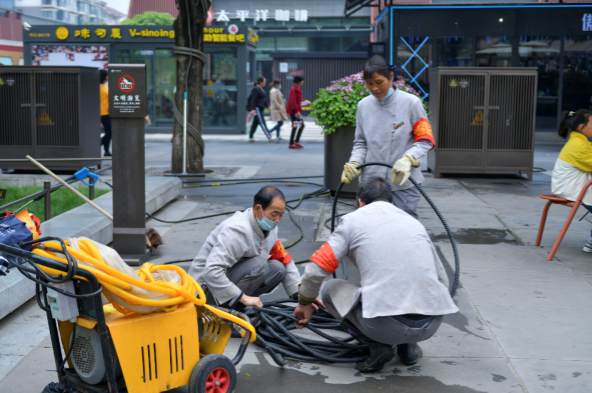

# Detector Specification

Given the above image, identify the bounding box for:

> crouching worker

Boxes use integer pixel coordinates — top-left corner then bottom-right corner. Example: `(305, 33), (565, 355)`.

(293, 177), (459, 373)
(189, 186), (317, 310)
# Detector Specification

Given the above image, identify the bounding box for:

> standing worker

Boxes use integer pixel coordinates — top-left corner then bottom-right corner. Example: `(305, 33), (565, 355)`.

(247, 76), (270, 142)
(99, 69), (112, 157)
(286, 76), (311, 149)
(341, 55), (435, 219)
(269, 79), (290, 141)
(294, 177), (458, 373)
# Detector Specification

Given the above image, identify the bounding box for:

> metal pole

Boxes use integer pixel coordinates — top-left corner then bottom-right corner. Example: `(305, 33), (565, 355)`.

(183, 91), (188, 175)
(44, 181), (51, 221)
(89, 167), (95, 201)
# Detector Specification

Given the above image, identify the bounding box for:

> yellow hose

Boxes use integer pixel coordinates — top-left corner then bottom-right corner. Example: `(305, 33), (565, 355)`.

(32, 240), (256, 342)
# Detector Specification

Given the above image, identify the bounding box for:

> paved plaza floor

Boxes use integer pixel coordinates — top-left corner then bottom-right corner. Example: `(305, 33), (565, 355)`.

(1, 139), (591, 392)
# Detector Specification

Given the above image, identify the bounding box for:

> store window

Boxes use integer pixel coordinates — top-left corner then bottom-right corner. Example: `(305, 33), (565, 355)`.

(308, 37), (340, 52)
(519, 38), (561, 131)
(203, 47), (238, 128)
(155, 49), (175, 123)
(435, 37), (473, 67)
(562, 37), (592, 114)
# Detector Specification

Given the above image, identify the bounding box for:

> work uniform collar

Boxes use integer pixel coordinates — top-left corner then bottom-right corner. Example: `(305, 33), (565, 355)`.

(377, 87), (396, 107)
(247, 208), (267, 238)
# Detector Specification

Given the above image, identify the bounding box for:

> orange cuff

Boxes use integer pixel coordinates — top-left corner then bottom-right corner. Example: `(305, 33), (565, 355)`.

(310, 243), (339, 274)
(269, 240), (292, 266)
(412, 118), (435, 150)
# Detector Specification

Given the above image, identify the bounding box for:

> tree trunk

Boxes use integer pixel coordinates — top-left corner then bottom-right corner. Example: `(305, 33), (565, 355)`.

(172, 0), (210, 173)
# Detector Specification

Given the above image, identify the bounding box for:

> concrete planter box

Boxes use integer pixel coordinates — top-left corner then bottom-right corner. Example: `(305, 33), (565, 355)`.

(324, 126), (359, 197)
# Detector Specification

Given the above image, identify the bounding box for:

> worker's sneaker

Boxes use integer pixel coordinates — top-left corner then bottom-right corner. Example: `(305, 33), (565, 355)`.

(103, 151), (112, 157)
(288, 144), (299, 149)
(355, 342), (396, 373)
(583, 240), (592, 253)
(295, 143), (304, 148)
(397, 343), (423, 365)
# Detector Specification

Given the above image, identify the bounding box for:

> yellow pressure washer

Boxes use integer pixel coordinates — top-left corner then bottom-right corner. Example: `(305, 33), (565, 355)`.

(0, 238), (255, 393)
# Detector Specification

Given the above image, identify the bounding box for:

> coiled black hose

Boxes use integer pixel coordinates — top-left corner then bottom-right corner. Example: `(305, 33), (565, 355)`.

(247, 299), (369, 366)
(331, 162), (460, 297)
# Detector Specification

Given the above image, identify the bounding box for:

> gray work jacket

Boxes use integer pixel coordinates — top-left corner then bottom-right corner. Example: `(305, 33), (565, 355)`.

(300, 202), (458, 319)
(188, 208), (301, 304)
(349, 89), (433, 191)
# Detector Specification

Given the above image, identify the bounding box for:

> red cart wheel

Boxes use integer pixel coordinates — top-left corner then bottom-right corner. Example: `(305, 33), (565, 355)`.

(189, 354), (236, 393)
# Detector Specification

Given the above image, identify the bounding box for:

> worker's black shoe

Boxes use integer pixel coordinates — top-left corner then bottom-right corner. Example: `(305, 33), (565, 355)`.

(104, 151), (112, 157)
(355, 342), (396, 373)
(397, 343), (423, 365)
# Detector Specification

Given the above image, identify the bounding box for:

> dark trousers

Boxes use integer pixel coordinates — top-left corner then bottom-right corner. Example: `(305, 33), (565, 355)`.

(249, 107), (267, 138)
(100, 115), (112, 153)
(269, 121), (283, 137)
(205, 257), (285, 306)
(321, 279), (443, 346)
(289, 114), (304, 145)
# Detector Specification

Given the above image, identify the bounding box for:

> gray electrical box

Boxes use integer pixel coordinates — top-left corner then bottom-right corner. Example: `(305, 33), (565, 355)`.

(46, 281), (79, 322)
(428, 67), (538, 179)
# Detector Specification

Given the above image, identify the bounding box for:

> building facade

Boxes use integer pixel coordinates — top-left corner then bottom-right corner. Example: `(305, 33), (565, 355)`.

(13, 0), (120, 25)
(23, 24), (258, 135)
(349, 1), (592, 134)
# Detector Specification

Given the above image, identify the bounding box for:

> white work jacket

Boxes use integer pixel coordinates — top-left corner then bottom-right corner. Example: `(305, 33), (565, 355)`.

(188, 208), (300, 304)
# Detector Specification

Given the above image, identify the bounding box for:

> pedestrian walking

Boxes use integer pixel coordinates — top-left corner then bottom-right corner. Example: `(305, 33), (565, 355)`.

(99, 69), (112, 156)
(268, 79), (290, 141)
(552, 109), (592, 253)
(246, 76), (270, 142)
(340, 55), (435, 219)
(286, 76), (310, 149)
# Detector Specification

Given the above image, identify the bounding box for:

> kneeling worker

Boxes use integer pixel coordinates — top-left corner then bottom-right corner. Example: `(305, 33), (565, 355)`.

(294, 177), (458, 372)
(189, 186), (318, 309)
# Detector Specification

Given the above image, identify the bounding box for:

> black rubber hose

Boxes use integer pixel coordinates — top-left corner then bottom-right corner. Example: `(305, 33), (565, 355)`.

(336, 162), (460, 297)
(246, 300), (369, 365)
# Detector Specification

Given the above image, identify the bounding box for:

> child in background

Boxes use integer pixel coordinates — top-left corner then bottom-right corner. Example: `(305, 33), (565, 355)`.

(552, 109), (592, 252)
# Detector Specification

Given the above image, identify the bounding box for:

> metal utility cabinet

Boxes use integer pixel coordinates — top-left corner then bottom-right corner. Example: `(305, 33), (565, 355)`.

(0, 66), (100, 170)
(427, 67), (538, 179)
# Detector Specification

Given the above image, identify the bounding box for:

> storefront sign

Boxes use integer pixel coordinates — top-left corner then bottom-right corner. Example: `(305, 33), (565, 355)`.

(24, 25), (257, 47)
(280, 63), (288, 73)
(24, 26), (176, 43)
(583, 14), (592, 31)
(215, 9), (308, 22)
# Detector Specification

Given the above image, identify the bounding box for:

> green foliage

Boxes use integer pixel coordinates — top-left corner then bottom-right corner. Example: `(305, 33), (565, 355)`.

(310, 72), (429, 134)
(121, 11), (175, 26)
(0, 185), (110, 223)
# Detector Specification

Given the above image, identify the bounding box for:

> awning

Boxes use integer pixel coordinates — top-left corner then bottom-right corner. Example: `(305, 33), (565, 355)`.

(344, 0), (374, 17)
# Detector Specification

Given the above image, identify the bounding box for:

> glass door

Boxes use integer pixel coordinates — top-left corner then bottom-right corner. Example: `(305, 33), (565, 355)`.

(154, 49), (176, 124)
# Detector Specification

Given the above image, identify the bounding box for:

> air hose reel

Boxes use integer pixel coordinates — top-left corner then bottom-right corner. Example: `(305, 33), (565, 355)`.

(331, 161), (460, 297)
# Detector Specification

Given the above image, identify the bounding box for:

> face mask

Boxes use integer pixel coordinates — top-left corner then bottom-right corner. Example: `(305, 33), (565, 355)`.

(104, 81), (108, 87)
(278, 85), (281, 90)
(257, 212), (277, 231)
(384, 88), (394, 99)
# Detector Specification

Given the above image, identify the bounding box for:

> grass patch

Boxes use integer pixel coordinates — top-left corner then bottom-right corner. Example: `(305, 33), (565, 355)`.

(0, 185), (111, 223)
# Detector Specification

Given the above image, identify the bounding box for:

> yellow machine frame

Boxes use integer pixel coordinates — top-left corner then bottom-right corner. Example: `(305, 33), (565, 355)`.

(58, 302), (235, 393)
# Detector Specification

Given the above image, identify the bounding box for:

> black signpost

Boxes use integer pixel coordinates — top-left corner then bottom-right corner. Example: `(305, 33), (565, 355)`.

(108, 63), (149, 265)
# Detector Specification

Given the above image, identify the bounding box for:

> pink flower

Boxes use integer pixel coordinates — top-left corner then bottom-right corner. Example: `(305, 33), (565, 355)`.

(360, 91), (364, 95)
(343, 96), (348, 100)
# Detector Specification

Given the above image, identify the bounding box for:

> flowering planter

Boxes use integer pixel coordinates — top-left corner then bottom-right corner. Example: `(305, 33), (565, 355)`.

(324, 126), (358, 196)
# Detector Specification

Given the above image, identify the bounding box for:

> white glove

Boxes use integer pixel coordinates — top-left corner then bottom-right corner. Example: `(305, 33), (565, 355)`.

(341, 161), (361, 184)
(391, 153), (420, 186)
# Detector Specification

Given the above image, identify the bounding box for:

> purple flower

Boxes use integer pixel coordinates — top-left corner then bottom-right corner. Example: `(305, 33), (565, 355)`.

(360, 91), (364, 95)
(343, 96), (348, 100)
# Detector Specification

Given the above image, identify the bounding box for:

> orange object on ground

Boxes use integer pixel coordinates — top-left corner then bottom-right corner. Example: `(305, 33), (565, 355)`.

(536, 178), (592, 260)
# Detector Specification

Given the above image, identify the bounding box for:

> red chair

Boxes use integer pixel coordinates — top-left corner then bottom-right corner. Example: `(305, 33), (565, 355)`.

(536, 179), (592, 261)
